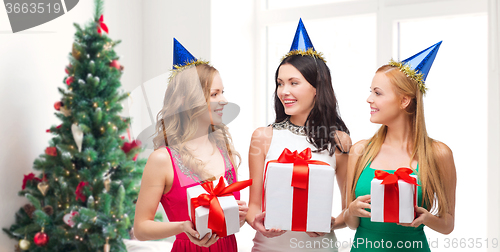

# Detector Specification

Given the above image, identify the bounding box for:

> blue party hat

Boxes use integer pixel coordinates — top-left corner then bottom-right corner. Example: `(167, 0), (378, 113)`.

(290, 18), (315, 52)
(401, 41), (442, 82)
(389, 41), (442, 94)
(173, 38), (196, 69)
(282, 18), (325, 62)
(172, 38), (209, 70)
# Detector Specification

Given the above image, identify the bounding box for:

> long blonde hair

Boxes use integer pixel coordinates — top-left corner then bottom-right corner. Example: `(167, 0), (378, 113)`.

(152, 64), (241, 178)
(350, 65), (449, 217)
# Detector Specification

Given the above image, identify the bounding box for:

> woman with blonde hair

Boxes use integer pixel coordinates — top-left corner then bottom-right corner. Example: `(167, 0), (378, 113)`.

(134, 39), (246, 252)
(344, 41), (456, 251)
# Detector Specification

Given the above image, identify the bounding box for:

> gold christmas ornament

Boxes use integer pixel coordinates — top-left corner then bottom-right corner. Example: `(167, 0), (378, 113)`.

(104, 238), (110, 252)
(19, 238), (30, 250)
(37, 182), (49, 196)
(103, 42), (113, 51)
(72, 43), (81, 60)
(71, 123), (84, 152)
(104, 177), (111, 192)
(60, 106), (71, 117)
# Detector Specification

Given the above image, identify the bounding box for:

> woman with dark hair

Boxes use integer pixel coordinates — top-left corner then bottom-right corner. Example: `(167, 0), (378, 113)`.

(246, 19), (351, 252)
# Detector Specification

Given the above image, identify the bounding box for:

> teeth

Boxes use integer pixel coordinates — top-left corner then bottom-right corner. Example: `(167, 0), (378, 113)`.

(284, 100), (296, 104)
(371, 109), (378, 112)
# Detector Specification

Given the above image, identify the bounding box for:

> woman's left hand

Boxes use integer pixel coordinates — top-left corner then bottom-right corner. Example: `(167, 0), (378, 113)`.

(398, 206), (430, 228)
(237, 200), (248, 227)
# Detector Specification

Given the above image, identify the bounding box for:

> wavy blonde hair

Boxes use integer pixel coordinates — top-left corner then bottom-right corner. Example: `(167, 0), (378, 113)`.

(350, 65), (449, 217)
(153, 64), (240, 179)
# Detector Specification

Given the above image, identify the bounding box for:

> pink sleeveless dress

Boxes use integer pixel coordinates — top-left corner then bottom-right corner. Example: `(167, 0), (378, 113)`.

(160, 146), (240, 252)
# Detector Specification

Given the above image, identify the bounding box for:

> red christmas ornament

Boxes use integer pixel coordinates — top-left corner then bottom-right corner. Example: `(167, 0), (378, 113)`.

(54, 101), (63, 111)
(34, 231), (48, 246)
(22, 173), (42, 190)
(75, 181), (89, 202)
(46, 124), (62, 133)
(109, 60), (124, 71)
(66, 76), (74, 86)
(122, 140), (141, 154)
(65, 64), (72, 74)
(97, 15), (109, 34)
(45, 147), (57, 157)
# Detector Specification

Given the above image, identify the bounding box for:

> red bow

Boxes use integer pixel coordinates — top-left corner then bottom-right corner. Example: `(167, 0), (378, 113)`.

(97, 15), (109, 34)
(374, 168), (419, 223)
(22, 173), (42, 190)
(191, 177), (252, 237)
(374, 168), (420, 186)
(263, 148), (329, 231)
(122, 140), (141, 153)
(75, 181), (89, 202)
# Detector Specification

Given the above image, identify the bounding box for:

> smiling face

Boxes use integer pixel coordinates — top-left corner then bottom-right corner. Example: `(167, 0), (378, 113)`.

(367, 72), (406, 125)
(206, 72), (227, 125)
(276, 64), (316, 120)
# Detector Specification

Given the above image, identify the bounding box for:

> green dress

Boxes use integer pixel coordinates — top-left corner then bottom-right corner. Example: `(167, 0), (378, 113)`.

(352, 162), (430, 251)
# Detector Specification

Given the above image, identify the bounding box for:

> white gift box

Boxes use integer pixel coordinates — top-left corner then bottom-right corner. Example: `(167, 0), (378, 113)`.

(264, 162), (334, 233)
(371, 174), (418, 223)
(186, 179), (240, 238)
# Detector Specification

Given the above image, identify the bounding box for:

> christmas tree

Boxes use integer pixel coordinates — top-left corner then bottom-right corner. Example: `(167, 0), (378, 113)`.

(3, 0), (146, 251)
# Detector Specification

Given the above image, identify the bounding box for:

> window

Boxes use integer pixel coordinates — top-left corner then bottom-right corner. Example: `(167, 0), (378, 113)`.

(397, 14), (487, 250)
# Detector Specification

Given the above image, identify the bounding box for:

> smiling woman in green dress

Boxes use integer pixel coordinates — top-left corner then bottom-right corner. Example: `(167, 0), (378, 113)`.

(344, 42), (457, 251)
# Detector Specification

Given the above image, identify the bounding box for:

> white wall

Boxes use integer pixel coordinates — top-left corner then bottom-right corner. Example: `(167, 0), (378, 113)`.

(0, 1), (141, 251)
(211, 1), (256, 251)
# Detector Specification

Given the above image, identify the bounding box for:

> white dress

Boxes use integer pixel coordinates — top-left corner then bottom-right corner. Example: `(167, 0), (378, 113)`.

(252, 119), (338, 252)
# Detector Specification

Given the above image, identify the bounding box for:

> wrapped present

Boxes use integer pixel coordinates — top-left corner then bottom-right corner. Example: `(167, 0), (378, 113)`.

(186, 177), (252, 238)
(371, 168), (420, 223)
(263, 148), (334, 233)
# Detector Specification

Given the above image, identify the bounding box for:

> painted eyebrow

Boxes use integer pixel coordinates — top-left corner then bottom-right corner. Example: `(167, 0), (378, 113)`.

(277, 77), (300, 81)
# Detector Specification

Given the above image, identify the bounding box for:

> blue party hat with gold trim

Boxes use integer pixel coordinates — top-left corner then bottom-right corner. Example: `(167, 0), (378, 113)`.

(172, 38), (209, 70)
(282, 18), (325, 62)
(389, 41), (442, 94)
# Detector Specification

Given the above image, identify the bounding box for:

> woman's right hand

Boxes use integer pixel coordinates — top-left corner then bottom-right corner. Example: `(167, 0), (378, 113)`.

(252, 212), (286, 238)
(348, 195), (372, 218)
(181, 221), (219, 247)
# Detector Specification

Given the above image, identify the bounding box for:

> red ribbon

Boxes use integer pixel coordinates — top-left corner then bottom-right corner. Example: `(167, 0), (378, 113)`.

(374, 168), (420, 223)
(262, 148), (329, 231)
(97, 15), (109, 34)
(190, 177), (252, 237)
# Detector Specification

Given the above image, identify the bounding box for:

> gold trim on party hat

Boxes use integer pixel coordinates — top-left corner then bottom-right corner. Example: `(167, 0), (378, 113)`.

(388, 59), (426, 94)
(282, 48), (326, 63)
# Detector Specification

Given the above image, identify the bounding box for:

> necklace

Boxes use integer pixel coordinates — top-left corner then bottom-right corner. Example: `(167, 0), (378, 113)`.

(272, 117), (306, 136)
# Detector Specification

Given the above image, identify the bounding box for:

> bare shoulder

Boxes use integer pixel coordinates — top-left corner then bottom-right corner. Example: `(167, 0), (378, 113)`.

(350, 139), (370, 158)
(144, 148), (172, 173)
(335, 130), (352, 153)
(251, 126), (273, 143)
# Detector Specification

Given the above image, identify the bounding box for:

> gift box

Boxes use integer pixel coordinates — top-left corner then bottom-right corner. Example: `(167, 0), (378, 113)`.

(186, 177), (252, 238)
(371, 168), (419, 223)
(263, 148), (334, 233)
